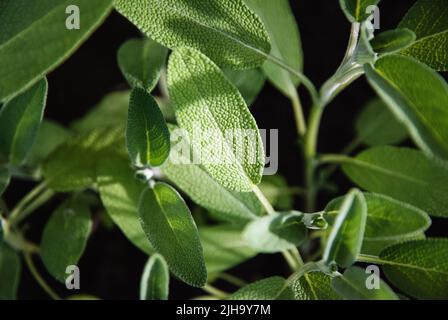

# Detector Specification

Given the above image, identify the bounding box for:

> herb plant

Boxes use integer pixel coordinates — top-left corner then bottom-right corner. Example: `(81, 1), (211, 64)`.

(1, 0), (448, 300)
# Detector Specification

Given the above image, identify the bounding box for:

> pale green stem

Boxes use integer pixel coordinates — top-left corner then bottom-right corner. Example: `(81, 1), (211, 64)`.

(24, 251), (61, 300)
(219, 273), (247, 287)
(357, 254), (385, 264)
(252, 185), (275, 215)
(202, 284), (229, 299)
(291, 94), (307, 136)
(9, 182), (47, 223)
(10, 189), (54, 226)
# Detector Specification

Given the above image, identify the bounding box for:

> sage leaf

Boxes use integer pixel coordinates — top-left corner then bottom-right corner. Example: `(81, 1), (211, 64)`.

(339, 0), (380, 22)
(0, 167), (10, 196)
(0, 79), (47, 165)
(371, 28), (416, 55)
(114, 0), (271, 69)
(126, 88), (170, 167)
(332, 266), (398, 300)
(117, 38), (167, 92)
(0, 0), (112, 102)
(222, 68), (266, 106)
(138, 182), (207, 287)
(379, 239), (448, 299)
(245, 0), (303, 100)
(243, 211), (307, 253)
(168, 47), (265, 192)
(355, 98), (408, 146)
(323, 190), (367, 268)
(229, 276), (287, 300)
(259, 175), (296, 210)
(399, 0), (448, 71)
(140, 254), (169, 300)
(0, 243), (20, 300)
(291, 271), (341, 300)
(365, 55), (448, 160)
(342, 146), (448, 217)
(41, 196), (92, 282)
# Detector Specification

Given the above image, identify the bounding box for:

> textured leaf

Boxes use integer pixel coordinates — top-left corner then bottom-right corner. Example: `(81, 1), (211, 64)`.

(222, 68), (266, 106)
(0, 79), (47, 165)
(399, 0), (448, 71)
(339, 0), (380, 22)
(245, 0), (303, 100)
(168, 47), (265, 192)
(365, 55), (448, 160)
(342, 146), (448, 217)
(41, 196), (92, 282)
(138, 182), (207, 287)
(229, 276), (287, 300)
(0, 0), (112, 101)
(371, 28), (416, 55)
(379, 239), (448, 299)
(126, 88), (170, 167)
(355, 98), (407, 146)
(291, 272), (341, 300)
(117, 38), (167, 92)
(323, 190), (367, 268)
(332, 266), (398, 300)
(114, 0), (271, 69)
(243, 211), (307, 253)
(0, 243), (21, 300)
(0, 167), (10, 196)
(140, 254), (169, 300)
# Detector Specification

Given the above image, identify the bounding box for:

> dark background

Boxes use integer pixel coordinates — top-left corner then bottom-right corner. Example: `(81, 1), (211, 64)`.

(7, 0), (447, 299)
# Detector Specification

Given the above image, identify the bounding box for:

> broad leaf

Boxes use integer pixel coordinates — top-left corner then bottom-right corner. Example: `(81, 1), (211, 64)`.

(222, 68), (266, 106)
(365, 55), (448, 160)
(339, 0), (380, 22)
(379, 239), (448, 299)
(140, 254), (169, 300)
(399, 0), (448, 71)
(0, 167), (10, 196)
(0, 0), (112, 101)
(332, 266), (398, 300)
(0, 243), (21, 299)
(371, 28), (416, 55)
(0, 79), (47, 165)
(126, 88), (170, 167)
(138, 182), (207, 287)
(229, 276), (287, 300)
(41, 196), (92, 282)
(342, 146), (448, 217)
(117, 38), (167, 92)
(323, 190), (367, 268)
(168, 47), (265, 192)
(114, 0), (271, 69)
(291, 271), (341, 300)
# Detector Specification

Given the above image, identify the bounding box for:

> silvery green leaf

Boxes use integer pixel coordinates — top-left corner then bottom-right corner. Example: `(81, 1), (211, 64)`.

(140, 254), (169, 300)
(229, 276), (287, 300)
(222, 68), (266, 106)
(371, 28), (416, 55)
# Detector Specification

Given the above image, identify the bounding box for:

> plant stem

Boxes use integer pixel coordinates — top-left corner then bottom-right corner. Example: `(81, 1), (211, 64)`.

(219, 273), (247, 288)
(252, 185), (275, 215)
(318, 154), (353, 166)
(24, 251), (61, 300)
(202, 284), (229, 299)
(291, 94), (306, 136)
(10, 189), (54, 226)
(9, 182), (47, 223)
(357, 254), (385, 264)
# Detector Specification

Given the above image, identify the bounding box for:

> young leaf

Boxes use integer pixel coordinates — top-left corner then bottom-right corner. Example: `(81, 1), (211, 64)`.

(117, 38), (167, 92)
(0, 0), (112, 102)
(114, 0), (271, 69)
(339, 0), (380, 22)
(379, 239), (448, 299)
(332, 266), (398, 300)
(138, 182), (207, 287)
(244, 0), (303, 100)
(370, 28), (416, 55)
(355, 98), (408, 146)
(229, 276), (287, 300)
(398, 0), (448, 71)
(140, 254), (169, 300)
(323, 190), (367, 268)
(126, 88), (170, 167)
(0, 79), (47, 165)
(41, 196), (92, 282)
(222, 68), (266, 106)
(97, 156), (153, 255)
(291, 272), (341, 300)
(243, 211), (307, 253)
(365, 55), (448, 160)
(168, 47), (265, 192)
(0, 166), (10, 196)
(342, 146), (448, 217)
(0, 243), (21, 300)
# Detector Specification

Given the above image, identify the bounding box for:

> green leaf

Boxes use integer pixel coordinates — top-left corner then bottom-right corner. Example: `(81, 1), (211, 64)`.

(244, 0), (303, 100)
(341, 146), (448, 217)
(243, 211), (307, 253)
(371, 28), (416, 55)
(0, 243), (21, 299)
(379, 239), (448, 299)
(41, 196), (92, 282)
(126, 88), (170, 167)
(0, 79), (47, 165)
(398, 0), (448, 71)
(168, 47), (265, 192)
(323, 190), (367, 268)
(0, 166), (10, 196)
(332, 266), (398, 300)
(339, 0), (380, 22)
(138, 182), (207, 287)
(97, 156), (153, 255)
(355, 98), (407, 146)
(365, 55), (448, 160)
(114, 0), (271, 69)
(140, 254), (169, 300)
(117, 38), (167, 92)
(222, 68), (266, 106)
(291, 271), (341, 300)
(229, 276), (287, 300)
(259, 175), (296, 210)
(0, 0), (112, 102)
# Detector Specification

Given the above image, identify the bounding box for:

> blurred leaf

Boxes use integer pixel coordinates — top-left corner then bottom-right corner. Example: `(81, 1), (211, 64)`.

(222, 68), (265, 106)
(66, 294), (100, 300)
(259, 175), (296, 210)
(0, 167), (10, 196)
(371, 28), (416, 55)
(339, 0), (380, 22)
(0, 243), (20, 299)
(229, 276), (287, 300)
(140, 254), (169, 300)
(291, 271), (341, 300)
